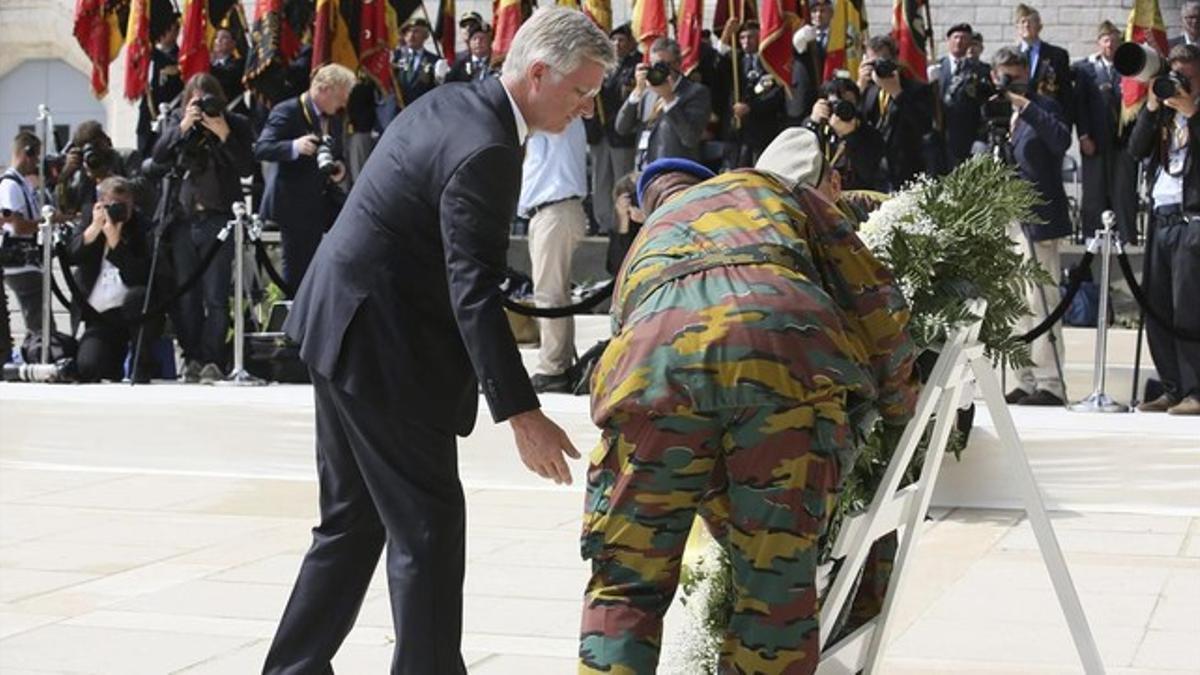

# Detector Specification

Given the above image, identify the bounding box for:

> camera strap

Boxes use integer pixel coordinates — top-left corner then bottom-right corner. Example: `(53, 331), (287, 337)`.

(0, 172), (36, 220)
(299, 93), (329, 137)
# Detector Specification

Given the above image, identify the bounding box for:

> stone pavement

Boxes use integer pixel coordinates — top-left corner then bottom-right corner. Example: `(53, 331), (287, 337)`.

(1, 447), (1197, 673)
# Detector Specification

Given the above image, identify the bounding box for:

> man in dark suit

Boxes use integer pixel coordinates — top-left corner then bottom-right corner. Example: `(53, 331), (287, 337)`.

(445, 23), (496, 83)
(209, 28), (245, 109)
(1073, 20), (1139, 243)
(586, 23), (640, 234)
(1168, 0), (1199, 50)
(254, 64), (354, 292)
(395, 18), (441, 105)
(262, 9), (615, 674)
(713, 20), (785, 167)
(615, 37), (712, 171)
(934, 22), (992, 171)
(857, 34), (933, 190)
(1015, 3), (1074, 128)
(992, 46), (1072, 407)
(787, 0), (833, 125)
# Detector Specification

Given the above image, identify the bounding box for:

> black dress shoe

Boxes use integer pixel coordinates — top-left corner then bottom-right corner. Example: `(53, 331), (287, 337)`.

(531, 373), (572, 394)
(1020, 389), (1065, 406)
(1005, 388), (1032, 404)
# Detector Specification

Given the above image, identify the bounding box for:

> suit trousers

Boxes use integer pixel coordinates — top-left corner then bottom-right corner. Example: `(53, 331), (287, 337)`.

(1143, 214), (1200, 401)
(1008, 224), (1065, 398)
(589, 141), (636, 234)
(264, 370), (467, 675)
(1080, 146), (1139, 244)
(529, 198), (585, 376)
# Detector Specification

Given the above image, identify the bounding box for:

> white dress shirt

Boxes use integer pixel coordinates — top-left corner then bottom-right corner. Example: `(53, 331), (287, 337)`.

(517, 118), (587, 216)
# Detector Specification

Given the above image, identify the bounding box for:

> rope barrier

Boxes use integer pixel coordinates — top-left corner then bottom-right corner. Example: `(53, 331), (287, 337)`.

(1017, 251), (1094, 344)
(251, 237), (294, 299)
(501, 280), (614, 318)
(1115, 251), (1200, 343)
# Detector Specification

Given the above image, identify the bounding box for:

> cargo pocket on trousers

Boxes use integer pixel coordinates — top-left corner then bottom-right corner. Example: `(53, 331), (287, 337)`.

(580, 431), (618, 561)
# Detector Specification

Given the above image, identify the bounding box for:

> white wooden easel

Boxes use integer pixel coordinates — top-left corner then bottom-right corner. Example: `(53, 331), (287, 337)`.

(816, 303), (1106, 675)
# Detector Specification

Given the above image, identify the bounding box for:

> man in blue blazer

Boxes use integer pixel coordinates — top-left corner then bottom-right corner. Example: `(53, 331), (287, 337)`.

(254, 64), (354, 292)
(993, 46), (1072, 407)
(263, 9), (615, 674)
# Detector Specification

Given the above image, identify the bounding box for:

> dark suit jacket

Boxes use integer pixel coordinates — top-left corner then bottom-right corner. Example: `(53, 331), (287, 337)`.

(210, 56), (246, 104)
(1071, 56), (1123, 152)
(938, 55), (991, 168)
(283, 77), (538, 436)
(396, 48), (440, 104)
(585, 50), (641, 147)
(1024, 40), (1074, 126)
(64, 212), (153, 326)
(1011, 94), (1072, 240)
(136, 46), (184, 154)
(615, 76), (712, 166)
(254, 95), (345, 233)
(713, 51), (785, 156)
(860, 76), (933, 190)
(1129, 104), (1200, 214)
(788, 40), (826, 123)
(445, 55), (497, 84)
(152, 108), (256, 213)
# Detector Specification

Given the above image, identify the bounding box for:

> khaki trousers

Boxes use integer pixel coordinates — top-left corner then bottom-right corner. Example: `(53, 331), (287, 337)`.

(1008, 223), (1065, 397)
(529, 198), (585, 376)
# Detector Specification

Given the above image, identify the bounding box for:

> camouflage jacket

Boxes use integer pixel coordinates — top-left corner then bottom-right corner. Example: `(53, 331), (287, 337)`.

(590, 170), (918, 435)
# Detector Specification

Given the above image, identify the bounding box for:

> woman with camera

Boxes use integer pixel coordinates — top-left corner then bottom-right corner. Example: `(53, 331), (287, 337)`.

(64, 177), (162, 382)
(805, 77), (887, 192)
(153, 72), (254, 384)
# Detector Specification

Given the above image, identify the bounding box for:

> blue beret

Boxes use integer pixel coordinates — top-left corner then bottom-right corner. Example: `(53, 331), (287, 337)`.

(636, 158), (716, 208)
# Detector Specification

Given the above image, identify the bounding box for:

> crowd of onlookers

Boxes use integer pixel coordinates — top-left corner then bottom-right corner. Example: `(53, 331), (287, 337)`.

(1, 1), (1197, 414)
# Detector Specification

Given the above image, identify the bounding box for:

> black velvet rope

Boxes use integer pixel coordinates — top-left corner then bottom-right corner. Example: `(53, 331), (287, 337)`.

(251, 237), (294, 300)
(1116, 251), (1200, 343)
(1017, 251), (1094, 344)
(502, 280), (615, 318)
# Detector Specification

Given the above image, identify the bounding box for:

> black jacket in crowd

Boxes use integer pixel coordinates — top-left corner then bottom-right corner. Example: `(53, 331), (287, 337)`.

(1129, 105), (1200, 214)
(64, 211), (153, 326)
(937, 55), (993, 169)
(1025, 40), (1074, 126)
(585, 49), (641, 147)
(151, 108), (256, 214)
(254, 94), (346, 233)
(1072, 57), (1124, 153)
(1011, 93), (1073, 241)
(713, 50), (786, 160)
(860, 75), (933, 190)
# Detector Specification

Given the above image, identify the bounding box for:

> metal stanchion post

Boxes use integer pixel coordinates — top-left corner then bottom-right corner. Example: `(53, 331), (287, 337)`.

(1070, 211), (1129, 413)
(37, 205), (56, 364)
(216, 201), (265, 386)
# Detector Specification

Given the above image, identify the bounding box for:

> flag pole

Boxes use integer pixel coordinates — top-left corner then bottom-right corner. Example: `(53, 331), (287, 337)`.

(419, 1), (445, 59)
(729, 0), (741, 130)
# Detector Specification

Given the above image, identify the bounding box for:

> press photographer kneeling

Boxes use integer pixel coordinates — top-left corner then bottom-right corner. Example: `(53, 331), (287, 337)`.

(152, 73), (254, 384)
(64, 177), (161, 383)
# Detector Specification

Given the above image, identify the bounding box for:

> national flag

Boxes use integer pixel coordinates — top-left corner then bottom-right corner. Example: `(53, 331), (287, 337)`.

(759, 0), (800, 88)
(313, 0), (361, 72)
(123, 0), (152, 100)
(631, 0), (668, 56)
(492, 0), (533, 65)
(1121, 0), (1168, 124)
(582, 0), (612, 33)
(212, 0), (251, 59)
(824, 0), (867, 81)
(178, 0), (210, 81)
(432, 0), (457, 63)
(74, 0), (128, 97)
(678, 0), (703, 75)
(244, 0), (307, 101)
(712, 0), (755, 33)
(891, 0), (929, 81)
(360, 0), (394, 92)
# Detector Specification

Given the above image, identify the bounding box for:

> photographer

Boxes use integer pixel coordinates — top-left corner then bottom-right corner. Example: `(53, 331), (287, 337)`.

(1, 131), (55, 360)
(932, 23), (992, 171)
(585, 23), (641, 235)
(615, 37), (712, 171)
(254, 63), (354, 292)
(805, 77), (886, 191)
(54, 121), (126, 227)
(63, 177), (161, 382)
(990, 47), (1073, 407)
(714, 20), (785, 167)
(857, 35), (933, 190)
(153, 73), (255, 384)
(1129, 44), (1200, 415)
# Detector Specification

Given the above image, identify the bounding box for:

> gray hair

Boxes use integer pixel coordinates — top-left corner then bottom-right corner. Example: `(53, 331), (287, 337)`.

(649, 37), (682, 64)
(97, 176), (133, 201)
(502, 7), (616, 78)
(992, 46), (1029, 70)
(311, 63), (357, 93)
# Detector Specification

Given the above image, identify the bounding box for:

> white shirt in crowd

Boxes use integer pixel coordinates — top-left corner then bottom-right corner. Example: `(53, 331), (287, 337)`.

(1151, 111), (1189, 208)
(517, 118), (587, 217)
(0, 167), (39, 274)
(87, 255), (130, 314)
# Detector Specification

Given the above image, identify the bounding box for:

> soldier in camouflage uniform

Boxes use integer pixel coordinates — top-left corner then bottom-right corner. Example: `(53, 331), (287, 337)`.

(579, 148), (918, 674)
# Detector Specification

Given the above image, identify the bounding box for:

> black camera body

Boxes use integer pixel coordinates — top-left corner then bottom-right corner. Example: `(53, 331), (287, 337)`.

(872, 58), (898, 79)
(646, 62), (672, 87)
(1152, 71), (1191, 100)
(104, 201), (130, 223)
(832, 98), (857, 122)
(0, 232), (40, 268)
(196, 94), (224, 117)
(316, 135), (337, 176)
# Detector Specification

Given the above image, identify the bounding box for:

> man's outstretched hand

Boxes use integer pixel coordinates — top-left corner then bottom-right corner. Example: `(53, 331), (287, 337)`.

(509, 409), (581, 485)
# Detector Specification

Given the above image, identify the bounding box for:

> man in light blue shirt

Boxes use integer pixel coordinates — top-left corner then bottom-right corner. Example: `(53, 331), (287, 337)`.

(518, 117), (589, 393)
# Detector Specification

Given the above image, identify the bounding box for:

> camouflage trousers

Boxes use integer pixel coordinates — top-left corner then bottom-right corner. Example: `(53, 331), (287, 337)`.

(579, 394), (851, 674)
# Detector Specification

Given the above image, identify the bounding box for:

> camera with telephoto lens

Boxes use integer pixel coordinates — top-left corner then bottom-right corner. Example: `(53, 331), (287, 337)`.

(1152, 71), (1191, 100)
(646, 61), (672, 87)
(316, 135), (337, 176)
(872, 58), (898, 79)
(1, 359), (78, 383)
(979, 73), (1030, 127)
(832, 98), (857, 122)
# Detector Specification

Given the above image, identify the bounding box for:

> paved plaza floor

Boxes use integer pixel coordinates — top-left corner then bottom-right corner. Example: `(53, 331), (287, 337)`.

(1, 385), (1197, 674)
